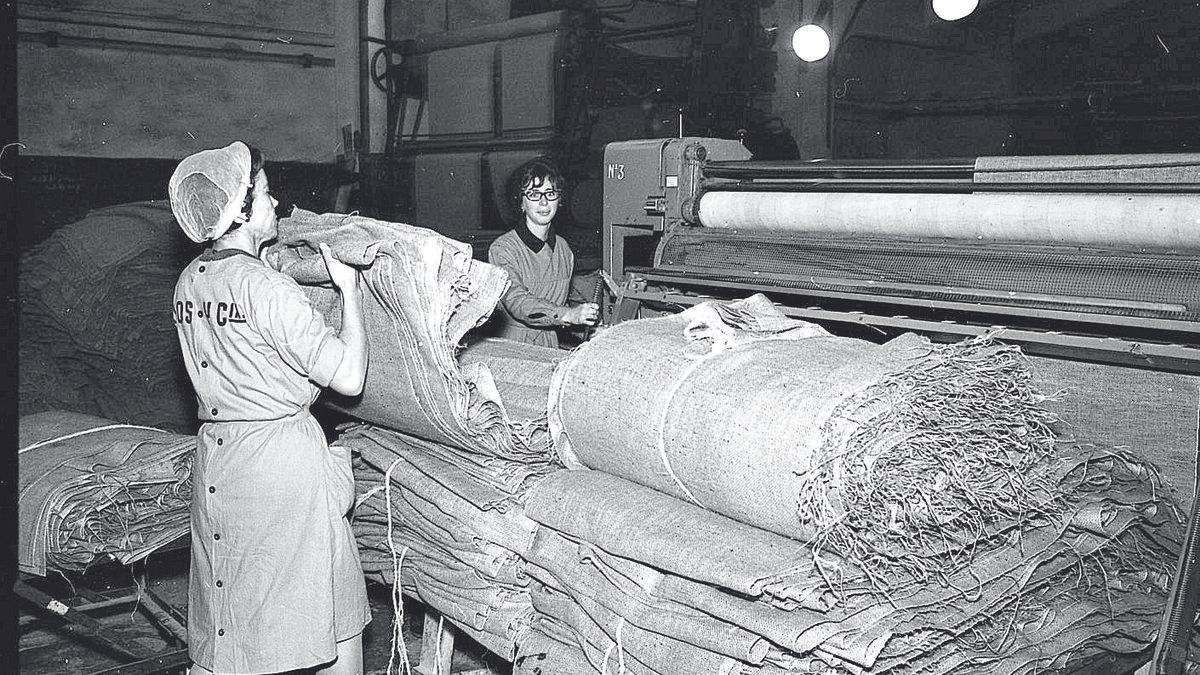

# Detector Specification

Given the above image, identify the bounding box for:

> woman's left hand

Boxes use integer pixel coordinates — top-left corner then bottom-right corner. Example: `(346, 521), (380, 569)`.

(319, 243), (359, 292)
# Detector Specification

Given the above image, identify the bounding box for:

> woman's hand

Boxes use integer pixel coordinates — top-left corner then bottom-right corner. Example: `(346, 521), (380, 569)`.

(319, 243), (359, 292)
(562, 302), (600, 326)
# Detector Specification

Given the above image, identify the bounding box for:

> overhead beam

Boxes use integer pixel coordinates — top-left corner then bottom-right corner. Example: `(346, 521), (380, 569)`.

(1013, 0), (1137, 43)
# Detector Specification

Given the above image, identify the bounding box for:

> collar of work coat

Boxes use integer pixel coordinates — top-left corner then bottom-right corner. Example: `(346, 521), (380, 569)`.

(515, 221), (557, 253)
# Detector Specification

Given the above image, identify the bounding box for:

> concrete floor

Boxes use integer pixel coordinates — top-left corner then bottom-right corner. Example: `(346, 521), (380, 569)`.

(18, 546), (510, 675)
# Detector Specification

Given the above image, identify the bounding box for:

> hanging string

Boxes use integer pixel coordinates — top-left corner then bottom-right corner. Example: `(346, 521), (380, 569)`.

(0, 142), (25, 181)
(383, 459), (413, 675)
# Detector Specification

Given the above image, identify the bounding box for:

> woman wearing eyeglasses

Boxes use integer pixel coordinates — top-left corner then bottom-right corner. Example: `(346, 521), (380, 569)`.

(487, 157), (598, 348)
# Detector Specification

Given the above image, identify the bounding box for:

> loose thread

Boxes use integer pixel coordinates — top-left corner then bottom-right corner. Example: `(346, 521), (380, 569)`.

(20, 424), (168, 454)
(0, 142), (25, 181)
(614, 616), (628, 675)
(383, 459), (413, 675)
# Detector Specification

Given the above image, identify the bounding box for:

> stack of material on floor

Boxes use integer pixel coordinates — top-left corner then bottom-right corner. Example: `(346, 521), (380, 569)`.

(346, 425), (546, 660)
(19, 202), (198, 433)
(269, 208), (554, 460)
(519, 454), (1178, 673)
(267, 210), (572, 664)
(18, 411), (195, 576)
(511, 295), (1182, 673)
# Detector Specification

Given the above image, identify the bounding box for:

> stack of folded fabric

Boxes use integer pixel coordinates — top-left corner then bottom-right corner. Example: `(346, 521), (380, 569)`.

(517, 449), (1178, 673)
(19, 411), (196, 576)
(346, 426), (546, 660)
(19, 202), (198, 434)
(271, 207), (1180, 673)
(267, 211), (568, 662)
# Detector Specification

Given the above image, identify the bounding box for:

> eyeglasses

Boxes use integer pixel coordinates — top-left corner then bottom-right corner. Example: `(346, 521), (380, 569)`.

(522, 189), (560, 202)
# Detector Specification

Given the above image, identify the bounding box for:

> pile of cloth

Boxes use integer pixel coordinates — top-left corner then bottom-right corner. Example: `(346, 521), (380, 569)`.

(18, 411), (195, 576)
(511, 296), (1181, 673)
(19, 202), (199, 434)
(518, 453), (1177, 673)
(348, 426), (544, 660)
(269, 209), (1179, 673)
(265, 209), (565, 662)
(269, 208), (551, 460)
(13, 197), (1183, 671)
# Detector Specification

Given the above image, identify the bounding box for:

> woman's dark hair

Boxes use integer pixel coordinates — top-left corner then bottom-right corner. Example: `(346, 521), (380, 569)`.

(227, 144), (265, 233)
(238, 145), (265, 217)
(508, 157), (565, 211)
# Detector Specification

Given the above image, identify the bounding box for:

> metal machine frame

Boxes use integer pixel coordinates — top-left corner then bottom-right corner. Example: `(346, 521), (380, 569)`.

(601, 137), (1200, 374)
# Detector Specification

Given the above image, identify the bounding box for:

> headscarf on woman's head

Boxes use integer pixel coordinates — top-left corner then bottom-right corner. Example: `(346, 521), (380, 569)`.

(168, 141), (254, 243)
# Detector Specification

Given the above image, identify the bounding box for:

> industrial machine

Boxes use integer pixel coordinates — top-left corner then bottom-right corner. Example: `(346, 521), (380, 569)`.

(602, 137), (1200, 371)
(601, 137), (1200, 673)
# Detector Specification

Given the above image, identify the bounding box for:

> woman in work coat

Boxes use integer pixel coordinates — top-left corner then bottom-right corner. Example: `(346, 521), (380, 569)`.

(169, 141), (370, 674)
(487, 157), (598, 347)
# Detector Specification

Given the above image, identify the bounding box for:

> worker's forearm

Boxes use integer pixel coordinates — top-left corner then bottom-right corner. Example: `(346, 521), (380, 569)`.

(332, 287), (368, 395)
(502, 286), (567, 327)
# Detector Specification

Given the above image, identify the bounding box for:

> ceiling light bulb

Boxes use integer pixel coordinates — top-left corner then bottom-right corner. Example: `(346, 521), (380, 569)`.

(792, 24), (830, 62)
(932, 0), (979, 21)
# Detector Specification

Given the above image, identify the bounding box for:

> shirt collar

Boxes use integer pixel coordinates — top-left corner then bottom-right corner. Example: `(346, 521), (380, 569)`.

(198, 247), (261, 262)
(516, 221), (556, 253)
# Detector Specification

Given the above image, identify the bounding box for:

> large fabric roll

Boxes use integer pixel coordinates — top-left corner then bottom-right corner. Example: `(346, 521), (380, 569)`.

(549, 294), (1059, 554)
(698, 190), (1200, 249)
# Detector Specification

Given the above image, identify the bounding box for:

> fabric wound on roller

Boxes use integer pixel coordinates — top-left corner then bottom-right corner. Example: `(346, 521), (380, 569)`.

(975, 152), (1200, 184)
(698, 190), (1200, 249)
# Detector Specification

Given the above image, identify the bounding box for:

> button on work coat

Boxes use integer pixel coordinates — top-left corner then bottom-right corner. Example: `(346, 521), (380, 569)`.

(487, 226), (575, 348)
(173, 248), (369, 673)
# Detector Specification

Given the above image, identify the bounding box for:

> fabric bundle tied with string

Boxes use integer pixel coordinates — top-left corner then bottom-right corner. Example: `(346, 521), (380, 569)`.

(549, 294), (1060, 568)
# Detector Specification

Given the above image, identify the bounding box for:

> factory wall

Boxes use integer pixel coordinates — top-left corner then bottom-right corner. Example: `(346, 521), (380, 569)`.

(15, 0), (360, 248)
(365, 0), (695, 260)
(17, 0), (353, 161)
(390, 0), (512, 39)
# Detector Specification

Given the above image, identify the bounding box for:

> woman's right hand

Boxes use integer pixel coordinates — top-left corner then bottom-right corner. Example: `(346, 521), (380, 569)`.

(562, 302), (600, 326)
(319, 243), (359, 292)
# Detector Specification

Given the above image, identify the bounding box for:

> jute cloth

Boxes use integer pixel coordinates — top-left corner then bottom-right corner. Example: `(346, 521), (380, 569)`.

(549, 294), (922, 539)
(268, 209), (553, 461)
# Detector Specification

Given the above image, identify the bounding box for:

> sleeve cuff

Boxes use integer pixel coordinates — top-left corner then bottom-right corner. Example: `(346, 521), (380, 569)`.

(309, 334), (346, 387)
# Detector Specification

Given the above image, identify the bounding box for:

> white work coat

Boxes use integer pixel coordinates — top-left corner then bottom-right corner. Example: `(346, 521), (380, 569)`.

(173, 248), (369, 673)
